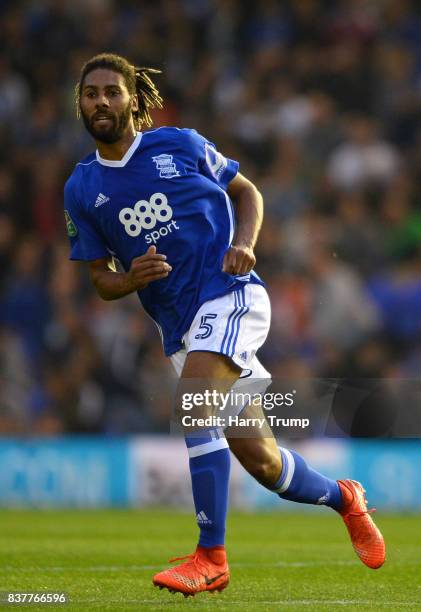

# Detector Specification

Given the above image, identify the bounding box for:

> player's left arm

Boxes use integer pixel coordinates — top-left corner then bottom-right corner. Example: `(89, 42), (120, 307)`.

(223, 172), (263, 275)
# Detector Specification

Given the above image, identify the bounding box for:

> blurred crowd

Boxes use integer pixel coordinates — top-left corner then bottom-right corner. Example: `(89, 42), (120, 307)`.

(2, 0), (421, 434)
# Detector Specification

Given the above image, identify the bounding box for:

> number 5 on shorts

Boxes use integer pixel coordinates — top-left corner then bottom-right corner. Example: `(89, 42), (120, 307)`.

(194, 314), (217, 339)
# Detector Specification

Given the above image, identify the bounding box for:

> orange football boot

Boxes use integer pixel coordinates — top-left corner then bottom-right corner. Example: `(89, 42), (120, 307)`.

(338, 479), (385, 569)
(153, 545), (229, 597)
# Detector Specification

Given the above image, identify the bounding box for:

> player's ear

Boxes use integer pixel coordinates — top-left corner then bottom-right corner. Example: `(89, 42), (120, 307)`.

(131, 94), (139, 113)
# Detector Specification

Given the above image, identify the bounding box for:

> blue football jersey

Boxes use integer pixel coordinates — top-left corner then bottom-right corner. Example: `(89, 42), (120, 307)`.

(64, 127), (264, 356)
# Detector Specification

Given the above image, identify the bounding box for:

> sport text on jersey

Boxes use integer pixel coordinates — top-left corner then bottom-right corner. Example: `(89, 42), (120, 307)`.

(118, 192), (180, 244)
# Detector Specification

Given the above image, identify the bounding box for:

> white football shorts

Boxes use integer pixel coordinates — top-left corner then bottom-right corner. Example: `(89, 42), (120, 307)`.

(170, 283), (271, 381)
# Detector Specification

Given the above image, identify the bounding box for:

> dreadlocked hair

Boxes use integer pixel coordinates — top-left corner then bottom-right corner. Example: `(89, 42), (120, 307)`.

(75, 53), (163, 129)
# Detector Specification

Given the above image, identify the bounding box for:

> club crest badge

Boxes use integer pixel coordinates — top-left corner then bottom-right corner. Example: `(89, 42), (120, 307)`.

(152, 153), (181, 179)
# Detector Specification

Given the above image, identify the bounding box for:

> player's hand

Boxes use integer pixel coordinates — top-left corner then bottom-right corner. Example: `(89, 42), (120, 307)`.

(127, 245), (172, 291)
(222, 244), (256, 275)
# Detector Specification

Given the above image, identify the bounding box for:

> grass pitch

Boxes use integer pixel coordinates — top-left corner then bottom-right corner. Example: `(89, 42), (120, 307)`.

(0, 509), (420, 611)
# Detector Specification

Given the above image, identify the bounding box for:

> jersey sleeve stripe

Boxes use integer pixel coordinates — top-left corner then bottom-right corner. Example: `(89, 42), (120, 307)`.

(224, 192), (235, 245)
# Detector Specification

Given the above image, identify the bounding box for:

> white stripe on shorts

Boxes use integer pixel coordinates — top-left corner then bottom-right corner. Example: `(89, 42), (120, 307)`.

(220, 287), (249, 356)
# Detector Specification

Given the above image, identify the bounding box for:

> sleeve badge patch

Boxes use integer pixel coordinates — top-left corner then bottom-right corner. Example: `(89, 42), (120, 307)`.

(64, 210), (78, 237)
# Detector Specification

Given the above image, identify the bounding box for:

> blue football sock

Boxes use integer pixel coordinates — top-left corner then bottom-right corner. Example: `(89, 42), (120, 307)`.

(272, 447), (342, 510)
(186, 430), (230, 547)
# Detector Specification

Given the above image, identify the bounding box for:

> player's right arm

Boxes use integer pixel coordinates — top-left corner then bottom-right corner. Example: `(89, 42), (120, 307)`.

(88, 246), (172, 300)
(64, 175), (171, 300)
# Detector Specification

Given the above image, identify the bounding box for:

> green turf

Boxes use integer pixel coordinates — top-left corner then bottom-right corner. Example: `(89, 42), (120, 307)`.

(0, 509), (420, 611)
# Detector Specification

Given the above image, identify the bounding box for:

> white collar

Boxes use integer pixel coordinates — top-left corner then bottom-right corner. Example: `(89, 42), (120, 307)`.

(96, 132), (142, 167)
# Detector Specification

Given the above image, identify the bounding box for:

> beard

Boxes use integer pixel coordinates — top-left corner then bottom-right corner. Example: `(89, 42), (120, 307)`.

(81, 102), (133, 144)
